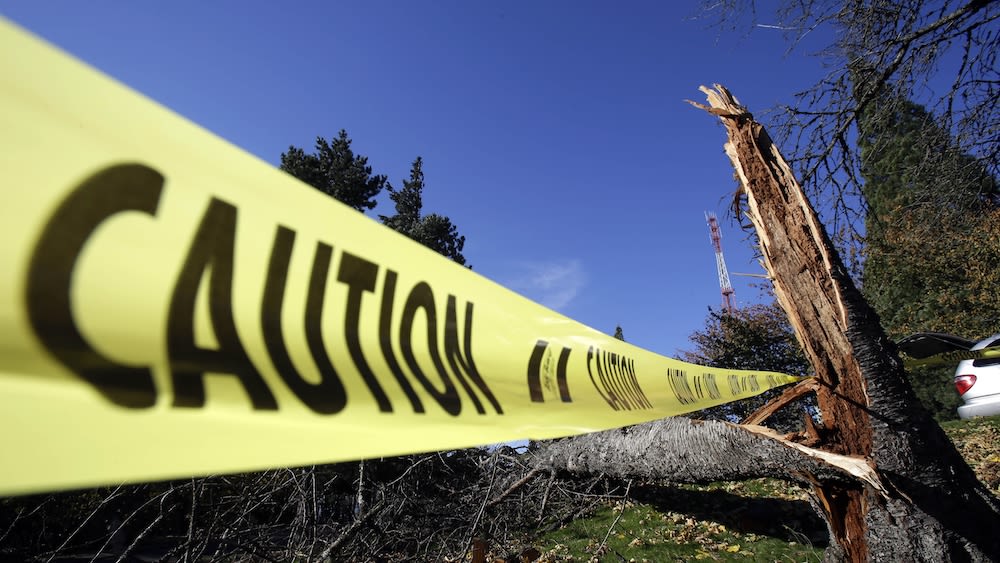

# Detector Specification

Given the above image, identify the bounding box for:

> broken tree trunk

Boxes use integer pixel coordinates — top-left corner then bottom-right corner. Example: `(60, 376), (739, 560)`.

(536, 85), (1000, 562)
(694, 84), (1000, 561)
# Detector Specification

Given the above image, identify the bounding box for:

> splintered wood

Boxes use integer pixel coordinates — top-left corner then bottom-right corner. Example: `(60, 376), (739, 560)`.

(690, 84), (873, 561)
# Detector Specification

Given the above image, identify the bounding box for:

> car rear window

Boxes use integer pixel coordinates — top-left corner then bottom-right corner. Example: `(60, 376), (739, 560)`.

(973, 337), (1000, 367)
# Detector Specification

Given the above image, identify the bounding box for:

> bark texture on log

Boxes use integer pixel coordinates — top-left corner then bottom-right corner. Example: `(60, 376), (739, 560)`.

(692, 84), (1000, 562)
(537, 417), (850, 485)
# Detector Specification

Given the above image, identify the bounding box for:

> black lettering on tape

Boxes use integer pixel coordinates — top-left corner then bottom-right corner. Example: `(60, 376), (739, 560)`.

(262, 227), (347, 414)
(618, 355), (639, 409)
(740, 374), (760, 393)
(636, 361), (653, 408)
(399, 282), (461, 415)
(587, 346), (609, 408)
(303, 241), (351, 414)
(527, 340), (571, 405)
(556, 346), (572, 403)
(691, 373), (722, 402)
(666, 368), (696, 406)
(588, 347), (650, 411)
(703, 373), (721, 400)
(614, 352), (628, 408)
(444, 297), (502, 413)
(619, 353), (649, 409)
(623, 358), (645, 409)
(27, 163), (162, 408)
(527, 340), (547, 402)
(596, 350), (622, 409)
(607, 353), (630, 409)
(168, 198), (278, 410)
(305, 242), (347, 413)
(27, 165), (502, 417)
(378, 270), (424, 413)
(592, 351), (613, 408)
(337, 252), (391, 411)
(627, 362), (644, 407)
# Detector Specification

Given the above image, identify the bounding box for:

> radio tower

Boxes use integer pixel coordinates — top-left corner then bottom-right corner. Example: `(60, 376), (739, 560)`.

(705, 212), (736, 314)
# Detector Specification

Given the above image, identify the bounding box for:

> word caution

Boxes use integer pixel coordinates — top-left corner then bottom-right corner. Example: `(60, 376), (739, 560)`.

(26, 164), (503, 416)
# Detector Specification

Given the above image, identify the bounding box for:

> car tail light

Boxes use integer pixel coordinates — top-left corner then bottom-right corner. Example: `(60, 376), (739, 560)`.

(955, 374), (977, 396)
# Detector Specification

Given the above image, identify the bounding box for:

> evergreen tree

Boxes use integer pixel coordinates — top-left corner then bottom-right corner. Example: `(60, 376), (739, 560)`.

(280, 130), (386, 212)
(855, 75), (1000, 419)
(682, 303), (809, 376)
(680, 302), (811, 431)
(380, 157), (467, 265)
(280, 135), (467, 264)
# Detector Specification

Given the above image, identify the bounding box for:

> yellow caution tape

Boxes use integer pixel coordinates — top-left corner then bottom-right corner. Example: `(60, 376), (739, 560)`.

(0, 19), (802, 496)
(902, 347), (1000, 368)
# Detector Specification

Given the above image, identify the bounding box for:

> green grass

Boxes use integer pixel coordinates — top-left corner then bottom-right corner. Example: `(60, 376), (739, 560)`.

(534, 479), (825, 562)
(939, 413), (1000, 432)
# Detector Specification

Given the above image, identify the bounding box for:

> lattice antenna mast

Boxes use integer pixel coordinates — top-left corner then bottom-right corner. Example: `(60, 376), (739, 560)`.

(705, 212), (736, 314)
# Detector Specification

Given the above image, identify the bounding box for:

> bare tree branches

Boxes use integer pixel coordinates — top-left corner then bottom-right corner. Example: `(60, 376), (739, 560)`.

(701, 0), (999, 268)
(3, 448), (625, 562)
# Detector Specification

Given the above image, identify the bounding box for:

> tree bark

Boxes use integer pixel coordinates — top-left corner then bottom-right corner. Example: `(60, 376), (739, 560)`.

(536, 85), (1000, 562)
(538, 417), (857, 485)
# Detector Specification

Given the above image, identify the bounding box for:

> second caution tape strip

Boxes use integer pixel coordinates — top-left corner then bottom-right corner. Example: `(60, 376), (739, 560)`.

(0, 19), (802, 496)
(902, 348), (1000, 368)
(896, 332), (1000, 368)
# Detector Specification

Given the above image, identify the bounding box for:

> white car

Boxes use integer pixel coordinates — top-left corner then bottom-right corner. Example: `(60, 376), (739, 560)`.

(954, 334), (1000, 420)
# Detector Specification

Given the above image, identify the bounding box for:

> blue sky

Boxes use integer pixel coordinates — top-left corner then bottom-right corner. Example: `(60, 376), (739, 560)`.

(3, 1), (833, 357)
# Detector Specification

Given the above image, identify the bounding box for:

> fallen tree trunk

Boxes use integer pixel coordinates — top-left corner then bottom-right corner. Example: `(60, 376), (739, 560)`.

(536, 85), (1000, 562)
(538, 417), (851, 485)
